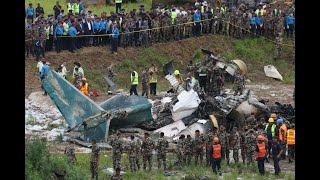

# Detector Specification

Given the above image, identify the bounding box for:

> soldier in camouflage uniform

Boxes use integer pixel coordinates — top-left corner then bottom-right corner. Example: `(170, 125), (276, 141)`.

(273, 32), (283, 60)
(64, 139), (77, 165)
(240, 126), (247, 164)
(165, 15), (172, 42)
(218, 125), (230, 164)
(229, 127), (240, 163)
(40, 24), (47, 54)
(235, 13), (242, 38)
(245, 112), (256, 129)
(73, 67), (84, 89)
(141, 132), (155, 171)
(202, 12), (209, 34)
(174, 14), (181, 41)
(107, 63), (115, 82)
(141, 20), (149, 48)
(245, 129), (257, 164)
(123, 22), (131, 49)
(141, 68), (149, 97)
(264, 13), (273, 38)
(233, 71), (245, 96)
(25, 28), (33, 58)
(151, 17), (160, 44)
(185, 12), (193, 38)
(126, 135), (137, 172)
(184, 135), (194, 166)
(205, 128), (218, 166)
(156, 132), (169, 170)
(135, 138), (142, 170)
(90, 139), (100, 180)
(176, 134), (185, 167)
(194, 130), (205, 165)
(110, 132), (123, 170)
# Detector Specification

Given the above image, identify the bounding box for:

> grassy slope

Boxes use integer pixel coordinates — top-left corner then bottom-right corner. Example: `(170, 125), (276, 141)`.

(25, 34), (295, 97)
(25, 0), (151, 17)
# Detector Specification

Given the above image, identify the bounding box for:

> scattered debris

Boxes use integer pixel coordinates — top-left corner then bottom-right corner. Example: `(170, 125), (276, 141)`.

(102, 168), (126, 176)
(264, 65), (283, 81)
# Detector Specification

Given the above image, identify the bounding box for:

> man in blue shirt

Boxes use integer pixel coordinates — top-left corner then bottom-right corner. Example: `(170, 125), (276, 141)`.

(93, 17), (101, 46)
(39, 60), (51, 96)
(26, 3), (35, 23)
(54, 22), (64, 53)
(286, 13), (294, 38)
(68, 21), (78, 53)
(255, 12), (263, 35)
(249, 13), (256, 37)
(99, 16), (108, 46)
(111, 23), (120, 54)
(193, 9), (201, 37)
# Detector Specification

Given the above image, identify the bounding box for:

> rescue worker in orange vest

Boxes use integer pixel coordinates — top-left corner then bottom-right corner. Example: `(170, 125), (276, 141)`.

(277, 119), (287, 160)
(271, 136), (283, 176)
(287, 123), (295, 163)
(80, 77), (90, 96)
(256, 135), (266, 175)
(209, 137), (222, 175)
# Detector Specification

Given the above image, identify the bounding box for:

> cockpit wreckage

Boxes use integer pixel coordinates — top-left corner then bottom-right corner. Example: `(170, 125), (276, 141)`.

(42, 49), (294, 145)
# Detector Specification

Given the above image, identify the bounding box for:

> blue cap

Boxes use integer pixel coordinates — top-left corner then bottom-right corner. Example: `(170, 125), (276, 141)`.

(277, 119), (283, 124)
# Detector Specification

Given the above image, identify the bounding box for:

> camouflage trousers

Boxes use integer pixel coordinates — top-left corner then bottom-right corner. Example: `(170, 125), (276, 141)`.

(232, 148), (239, 163)
(241, 146), (246, 164)
(221, 146), (229, 163)
(206, 149), (212, 166)
(151, 31), (159, 44)
(136, 155), (141, 170)
(195, 149), (203, 165)
(129, 156), (137, 172)
(281, 142), (287, 159)
(157, 153), (167, 170)
(143, 153), (152, 171)
(174, 27), (180, 40)
(246, 149), (256, 164)
(288, 145), (295, 161)
(234, 86), (243, 96)
(142, 83), (149, 97)
(273, 45), (282, 59)
(67, 156), (76, 165)
(141, 32), (148, 47)
(112, 153), (122, 170)
(164, 29), (171, 42)
(90, 161), (99, 179)
(185, 26), (192, 38)
(176, 151), (184, 167)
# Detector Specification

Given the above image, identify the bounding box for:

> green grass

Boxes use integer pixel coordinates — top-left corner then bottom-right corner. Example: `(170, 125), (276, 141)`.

(25, 0), (151, 18)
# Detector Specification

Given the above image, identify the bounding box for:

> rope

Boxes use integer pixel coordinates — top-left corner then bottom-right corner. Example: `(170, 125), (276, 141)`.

(25, 18), (294, 47)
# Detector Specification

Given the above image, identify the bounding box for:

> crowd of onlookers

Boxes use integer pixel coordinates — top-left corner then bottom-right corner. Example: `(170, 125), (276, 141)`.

(25, 0), (295, 59)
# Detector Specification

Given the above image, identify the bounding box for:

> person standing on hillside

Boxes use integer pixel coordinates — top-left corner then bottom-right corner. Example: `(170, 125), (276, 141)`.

(90, 139), (100, 180)
(273, 32), (282, 60)
(256, 135), (267, 175)
(141, 68), (149, 97)
(53, 1), (62, 20)
(64, 139), (77, 165)
(115, 0), (122, 14)
(156, 132), (169, 170)
(39, 60), (51, 96)
(149, 64), (158, 96)
(130, 67), (139, 96)
(36, 3), (44, 18)
(26, 3), (35, 23)
(111, 23), (120, 54)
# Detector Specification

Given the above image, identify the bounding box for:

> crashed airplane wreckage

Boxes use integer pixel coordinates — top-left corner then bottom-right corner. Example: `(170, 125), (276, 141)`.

(42, 49), (294, 144)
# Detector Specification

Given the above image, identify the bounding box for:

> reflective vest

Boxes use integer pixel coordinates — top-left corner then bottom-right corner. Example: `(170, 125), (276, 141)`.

(212, 144), (221, 159)
(72, 3), (80, 14)
(256, 142), (266, 158)
(287, 129), (295, 145)
(150, 74), (157, 83)
(265, 124), (276, 137)
(255, 9), (265, 16)
(131, 71), (138, 85)
(279, 124), (287, 141)
(67, 3), (73, 11)
(45, 27), (50, 40)
(221, 7), (227, 14)
(171, 11), (177, 24)
(80, 83), (89, 96)
(115, 0), (122, 3)
(63, 23), (69, 35)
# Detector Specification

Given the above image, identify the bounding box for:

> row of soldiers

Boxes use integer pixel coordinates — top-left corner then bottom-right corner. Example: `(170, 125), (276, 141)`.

(25, 3), (294, 57)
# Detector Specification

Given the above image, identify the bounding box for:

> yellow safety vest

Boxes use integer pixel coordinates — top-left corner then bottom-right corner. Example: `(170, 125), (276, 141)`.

(287, 129), (295, 145)
(67, 3), (73, 11)
(131, 71), (138, 85)
(149, 74), (157, 83)
(63, 23), (69, 35)
(171, 11), (177, 24)
(73, 3), (80, 14)
(221, 7), (227, 14)
(45, 27), (50, 40)
(115, 0), (122, 3)
(255, 9), (265, 16)
(265, 124), (276, 137)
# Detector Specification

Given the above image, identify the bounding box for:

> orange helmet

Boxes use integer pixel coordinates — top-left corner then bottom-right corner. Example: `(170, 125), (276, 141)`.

(213, 137), (219, 143)
(271, 113), (277, 118)
(258, 135), (263, 141)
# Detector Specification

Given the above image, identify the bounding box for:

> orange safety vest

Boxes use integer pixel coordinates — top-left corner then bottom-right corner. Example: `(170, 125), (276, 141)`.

(212, 144), (221, 159)
(279, 124), (287, 141)
(256, 142), (266, 158)
(287, 129), (295, 145)
(80, 82), (89, 96)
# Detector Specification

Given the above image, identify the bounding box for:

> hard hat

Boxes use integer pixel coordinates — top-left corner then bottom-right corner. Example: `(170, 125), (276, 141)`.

(174, 70), (180, 75)
(277, 119), (283, 124)
(258, 135), (263, 141)
(271, 113), (277, 118)
(213, 137), (219, 143)
(268, 118), (274, 123)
